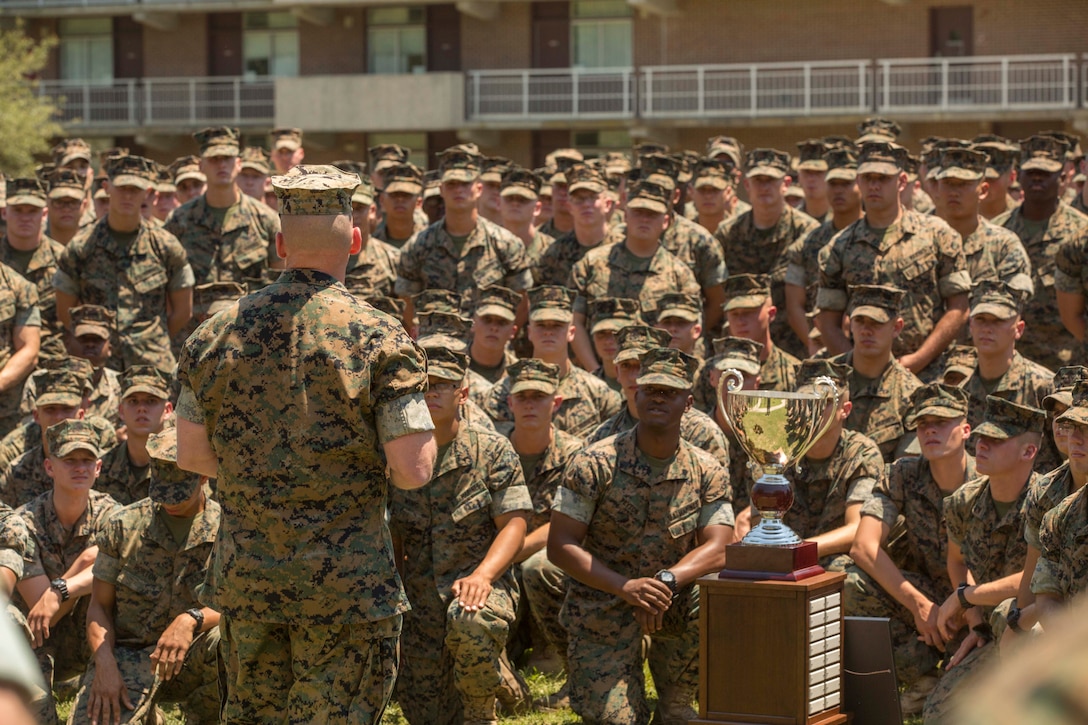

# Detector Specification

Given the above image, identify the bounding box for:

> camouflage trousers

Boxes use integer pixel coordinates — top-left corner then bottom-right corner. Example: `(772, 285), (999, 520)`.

(842, 564), (943, 688)
(519, 550), (569, 656)
(921, 639), (998, 724)
(396, 582), (517, 725)
(69, 628), (220, 725)
(567, 588), (700, 725)
(218, 614), (401, 725)
(7, 600), (91, 725)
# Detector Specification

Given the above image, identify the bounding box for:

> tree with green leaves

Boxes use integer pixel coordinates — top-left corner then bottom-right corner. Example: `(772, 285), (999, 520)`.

(0, 22), (61, 176)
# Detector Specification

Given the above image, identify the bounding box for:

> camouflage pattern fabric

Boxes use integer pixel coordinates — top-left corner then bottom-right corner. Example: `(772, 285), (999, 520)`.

(344, 238), (401, 299)
(55, 218), (194, 374)
(961, 353), (1053, 443)
(1002, 202), (1088, 370)
(371, 215), (427, 249)
(962, 217), (1034, 299)
(483, 364), (622, 438)
(535, 231), (607, 288)
(0, 263), (39, 436)
(587, 405), (731, 473)
(659, 215), (729, 292)
(19, 367), (123, 427)
(569, 241), (701, 319)
(0, 235), (66, 361)
(163, 192), (279, 284)
(94, 442), (152, 506)
(784, 219), (849, 311)
(395, 217), (533, 297)
(0, 415), (117, 498)
(832, 352), (923, 463)
(522, 228), (555, 286)
(0, 500), (29, 578)
(0, 446), (52, 509)
(759, 344), (801, 392)
(817, 211), (971, 359)
(520, 549), (569, 656)
(1033, 482), (1088, 601)
(715, 205), (820, 357)
(1022, 462), (1073, 551)
(522, 428), (583, 534)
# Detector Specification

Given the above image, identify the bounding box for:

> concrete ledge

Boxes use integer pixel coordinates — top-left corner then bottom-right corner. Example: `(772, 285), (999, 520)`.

(274, 73), (464, 132)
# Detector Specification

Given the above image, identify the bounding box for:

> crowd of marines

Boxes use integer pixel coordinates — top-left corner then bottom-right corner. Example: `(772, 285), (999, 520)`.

(1, 114), (1088, 725)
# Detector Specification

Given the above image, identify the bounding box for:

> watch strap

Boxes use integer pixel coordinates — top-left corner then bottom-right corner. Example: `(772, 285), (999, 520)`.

(185, 608), (204, 635)
(50, 578), (70, 602)
(956, 582), (974, 609)
(1006, 606), (1024, 633)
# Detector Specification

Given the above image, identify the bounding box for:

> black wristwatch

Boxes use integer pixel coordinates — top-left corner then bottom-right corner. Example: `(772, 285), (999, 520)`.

(50, 578), (70, 602)
(1006, 605), (1024, 633)
(956, 582), (975, 609)
(185, 608), (204, 636)
(654, 570), (678, 597)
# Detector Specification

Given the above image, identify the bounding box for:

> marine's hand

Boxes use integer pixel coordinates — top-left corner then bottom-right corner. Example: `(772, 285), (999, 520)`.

(26, 587), (62, 648)
(633, 606), (665, 635)
(911, 596), (946, 652)
(452, 572), (492, 612)
(619, 578), (672, 614)
(150, 615), (195, 681)
(87, 657), (133, 725)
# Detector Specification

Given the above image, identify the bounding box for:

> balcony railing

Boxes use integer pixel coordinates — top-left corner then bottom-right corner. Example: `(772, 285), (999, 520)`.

(38, 76), (274, 128)
(466, 67), (636, 121)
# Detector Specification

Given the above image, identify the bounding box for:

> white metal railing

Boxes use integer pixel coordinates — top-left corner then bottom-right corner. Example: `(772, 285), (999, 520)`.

(466, 67), (636, 120)
(876, 54), (1076, 112)
(38, 76), (274, 128)
(639, 59), (871, 119)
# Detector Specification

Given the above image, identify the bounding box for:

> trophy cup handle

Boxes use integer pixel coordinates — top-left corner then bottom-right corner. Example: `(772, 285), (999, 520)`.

(808, 375), (842, 444)
(715, 368), (745, 432)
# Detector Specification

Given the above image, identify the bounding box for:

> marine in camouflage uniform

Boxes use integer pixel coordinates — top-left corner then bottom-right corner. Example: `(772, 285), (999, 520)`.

(720, 273), (800, 393)
(466, 285), (521, 403)
(1033, 479), (1088, 605)
(176, 166), (434, 723)
(71, 427), (220, 725)
(389, 346), (531, 725)
(344, 177), (400, 299)
(551, 348), (734, 725)
(715, 149), (820, 357)
(372, 163), (429, 249)
(0, 259), (40, 438)
(54, 155), (195, 375)
(536, 229), (609, 288)
(19, 356), (123, 429)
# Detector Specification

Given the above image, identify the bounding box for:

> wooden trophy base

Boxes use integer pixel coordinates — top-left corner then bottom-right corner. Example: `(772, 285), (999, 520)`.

(718, 540), (825, 581)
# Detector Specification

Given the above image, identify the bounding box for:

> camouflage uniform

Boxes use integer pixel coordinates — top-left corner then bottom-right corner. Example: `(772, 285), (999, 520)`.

(554, 429), (733, 725)
(69, 497), (222, 724)
(817, 211), (971, 362)
(0, 235), (66, 361)
(1, 447), (54, 510)
(15, 489), (119, 724)
(923, 472), (1035, 723)
(844, 454), (978, 686)
(163, 192), (279, 284)
(831, 352), (922, 463)
(1033, 483), (1088, 602)
(715, 205), (820, 357)
(0, 414), (117, 489)
(388, 424), (532, 725)
(961, 352), (1053, 437)
(614, 215), (730, 296)
(0, 264), (40, 437)
(483, 365), (622, 438)
(570, 240), (700, 322)
(345, 237), (401, 299)
(522, 229), (555, 285)
(785, 219), (850, 311)
(54, 218), (195, 374)
(19, 366), (123, 427)
(588, 405), (730, 471)
(371, 216), (427, 249)
(95, 442), (152, 507)
(759, 344), (801, 392)
(962, 217), (1033, 300)
(177, 261), (432, 721)
(535, 231), (607, 288)
(1023, 462), (1074, 553)
(1001, 202), (1088, 370)
(0, 500), (29, 579)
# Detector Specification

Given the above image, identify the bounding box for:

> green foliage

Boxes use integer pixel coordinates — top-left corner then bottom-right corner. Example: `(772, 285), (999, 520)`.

(0, 22), (62, 176)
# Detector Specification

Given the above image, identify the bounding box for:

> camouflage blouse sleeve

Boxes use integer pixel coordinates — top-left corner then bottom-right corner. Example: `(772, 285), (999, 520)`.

(1055, 230), (1088, 295)
(860, 455), (905, 527)
(8, 271), (40, 329)
(91, 507), (127, 585)
(697, 451), (735, 530)
(371, 323), (433, 445)
(1031, 502), (1067, 597)
(0, 505), (29, 580)
(941, 480), (974, 549)
(844, 433), (885, 506)
(815, 229), (848, 312)
(484, 433), (533, 517)
(156, 229), (196, 291)
(553, 446), (611, 526)
(931, 218), (971, 299)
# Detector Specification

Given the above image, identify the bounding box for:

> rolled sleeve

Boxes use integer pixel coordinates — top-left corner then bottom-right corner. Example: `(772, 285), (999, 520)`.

(816, 287), (848, 312)
(394, 276), (423, 298)
(375, 393), (434, 445)
(553, 486), (594, 526)
(92, 551), (122, 585)
(784, 262), (807, 288)
(860, 493), (898, 528)
(1055, 269), (1082, 295)
(492, 484), (533, 518)
(1030, 557), (1063, 597)
(175, 384), (203, 426)
(0, 549), (23, 580)
(168, 263), (196, 292)
(938, 269), (972, 299)
(52, 269), (79, 298)
(699, 499), (735, 529)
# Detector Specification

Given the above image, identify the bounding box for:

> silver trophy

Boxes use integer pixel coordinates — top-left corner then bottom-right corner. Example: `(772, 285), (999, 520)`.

(717, 370), (841, 546)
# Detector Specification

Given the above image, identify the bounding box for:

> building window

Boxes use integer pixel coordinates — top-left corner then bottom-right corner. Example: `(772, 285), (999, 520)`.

(571, 0), (632, 69)
(244, 12), (299, 79)
(367, 7), (426, 74)
(59, 18), (113, 82)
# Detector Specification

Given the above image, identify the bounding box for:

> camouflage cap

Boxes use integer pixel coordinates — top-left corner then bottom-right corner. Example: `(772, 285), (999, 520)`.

(797, 139), (830, 171)
(691, 158), (731, 190)
(722, 273), (771, 311)
(528, 285), (574, 323)
(382, 163), (423, 196)
(639, 152), (681, 181)
(351, 175), (376, 206)
(706, 135), (743, 167)
(438, 148), (481, 183)
(588, 297), (640, 334)
(425, 346), (469, 382)
(857, 142), (905, 176)
(46, 169), (85, 201)
(154, 163), (176, 194)
(479, 156), (513, 184)
(332, 160), (367, 179)
(856, 116), (902, 143)
(38, 355), (93, 384)
(423, 169), (442, 199)
(614, 325), (672, 364)
(240, 146), (271, 175)
(270, 127), (303, 151)
(634, 141), (670, 158)
(676, 151), (700, 184)
(636, 346), (698, 390)
(271, 165), (359, 216)
(369, 143), (411, 173)
(5, 177), (47, 208)
(1018, 135), (1066, 173)
(943, 344), (978, 378)
(413, 289), (463, 316)
(52, 138), (92, 168)
(193, 281), (246, 318)
(969, 280), (1023, 319)
(146, 423), (203, 505)
(968, 140), (1018, 177)
(500, 168), (542, 199)
(745, 148), (791, 179)
(46, 419), (100, 459)
(936, 147), (988, 181)
(626, 179), (670, 214)
(365, 295), (406, 318)
(508, 358), (561, 396)
(785, 185), (805, 200)
(822, 135), (856, 152)
(711, 336), (763, 375)
(69, 304), (115, 338)
(194, 126), (241, 158)
(905, 383), (969, 430)
(796, 358), (851, 391)
(1044, 365), (1088, 411)
(474, 284), (520, 322)
(169, 155), (206, 185)
(107, 155), (156, 190)
(655, 292), (701, 323)
(824, 148), (859, 182)
(1056, 381), (1088, 425)
(567, 164), (608, 194)
(35, 369), (88, 408)
(1041, 130), (1080, 162)
(847, 284), (904, 323)
(121, 365), (172, 400)
(973, 396), (1046, 440)
(548, 153), (581, 185)
(602, 151), (632, 176)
